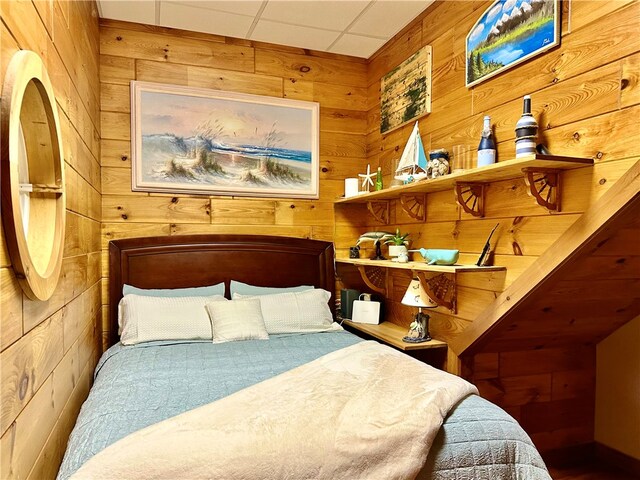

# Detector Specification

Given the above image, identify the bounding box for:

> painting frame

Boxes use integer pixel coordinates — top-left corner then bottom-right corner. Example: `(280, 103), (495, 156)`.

(380, 45), (432, 134)
(466, 0), (560, 88)
(130, 81), (320, 199)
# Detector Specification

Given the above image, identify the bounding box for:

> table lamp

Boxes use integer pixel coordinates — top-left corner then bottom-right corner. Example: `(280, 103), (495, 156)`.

(401, 278), (437, 343)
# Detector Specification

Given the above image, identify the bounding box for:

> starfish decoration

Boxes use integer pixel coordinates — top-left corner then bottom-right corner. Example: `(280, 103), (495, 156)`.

(359, 164), (375, 192)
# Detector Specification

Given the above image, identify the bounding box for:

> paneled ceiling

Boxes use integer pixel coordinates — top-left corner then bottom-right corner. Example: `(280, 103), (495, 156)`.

(97, 0), (433, 58)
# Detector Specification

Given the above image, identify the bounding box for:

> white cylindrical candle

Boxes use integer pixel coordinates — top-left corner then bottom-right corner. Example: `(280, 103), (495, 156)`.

(344, 178), (359, 198)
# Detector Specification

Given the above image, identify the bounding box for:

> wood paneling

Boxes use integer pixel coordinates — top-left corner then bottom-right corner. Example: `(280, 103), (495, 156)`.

(329, 0), (640, 456)
(0, 2), (101, 479)
(99, 19), (368, 346)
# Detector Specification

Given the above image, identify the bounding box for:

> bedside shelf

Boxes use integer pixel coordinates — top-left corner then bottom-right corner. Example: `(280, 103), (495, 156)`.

(342, 320), (447, 352)
(336, 258), (505, 313)
(335, 154), (593, 218)
(336, 258), (505, 273)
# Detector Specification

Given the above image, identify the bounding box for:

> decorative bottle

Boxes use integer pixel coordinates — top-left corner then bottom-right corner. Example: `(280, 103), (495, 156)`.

(515, 95), (538, 158)
(477, 116), (496, 167)
(375, 166), (383, 191)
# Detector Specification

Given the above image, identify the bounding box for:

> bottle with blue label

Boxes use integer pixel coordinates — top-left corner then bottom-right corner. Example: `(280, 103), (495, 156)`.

(477, 115), (496, 167)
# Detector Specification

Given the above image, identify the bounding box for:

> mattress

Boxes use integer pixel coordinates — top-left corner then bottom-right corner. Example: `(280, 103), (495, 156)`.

(57, 331), (550, 480)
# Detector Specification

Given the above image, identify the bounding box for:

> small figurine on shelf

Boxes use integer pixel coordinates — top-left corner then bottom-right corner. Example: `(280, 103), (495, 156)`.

(395, 252), (409, 263)
(408, 248), (459, 265)
(359, 164), (376, 192)
(395, 122), (429, 183)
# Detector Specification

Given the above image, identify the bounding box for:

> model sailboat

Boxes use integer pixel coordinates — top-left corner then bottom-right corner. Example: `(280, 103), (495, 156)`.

(394, 122), (428, 183)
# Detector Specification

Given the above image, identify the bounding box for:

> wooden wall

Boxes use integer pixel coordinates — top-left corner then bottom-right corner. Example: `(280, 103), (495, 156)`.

(0, 1), (102, 479)
(334, 0), (639, 455)
(98, 19), (368, 347)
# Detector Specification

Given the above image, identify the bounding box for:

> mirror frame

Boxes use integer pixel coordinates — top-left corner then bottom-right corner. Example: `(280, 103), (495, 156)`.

(1, 50), (66, 301)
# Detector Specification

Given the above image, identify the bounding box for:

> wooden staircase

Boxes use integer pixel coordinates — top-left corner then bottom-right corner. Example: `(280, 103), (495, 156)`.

(450, 160), (640, 454)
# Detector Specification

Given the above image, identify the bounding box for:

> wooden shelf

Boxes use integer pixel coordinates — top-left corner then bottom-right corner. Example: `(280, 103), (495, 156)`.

(335, 154), (592, 218)
(336, 258), (506, 273)
(342, 320), (447, 352)
(335, 154), (592, 204)
(337, 259), (505, 313)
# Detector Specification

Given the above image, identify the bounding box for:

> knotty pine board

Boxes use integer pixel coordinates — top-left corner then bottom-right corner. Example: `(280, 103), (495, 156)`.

(100, 27), (254, 72)
(0, 3), (102, 478)
(346, 0), (640, 457)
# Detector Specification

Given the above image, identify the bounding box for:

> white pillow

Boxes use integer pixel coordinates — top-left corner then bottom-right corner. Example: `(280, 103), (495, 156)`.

(233, 289), (343, 334)
(119, 294), (226, 345)
(205, 298), (269, 344)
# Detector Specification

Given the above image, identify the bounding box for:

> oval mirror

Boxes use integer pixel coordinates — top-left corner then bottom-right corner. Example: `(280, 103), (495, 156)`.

(1, 50), (66, 301)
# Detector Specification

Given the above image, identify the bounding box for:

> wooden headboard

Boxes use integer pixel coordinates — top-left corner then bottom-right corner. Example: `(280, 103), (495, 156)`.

(108, 235), (335, 346)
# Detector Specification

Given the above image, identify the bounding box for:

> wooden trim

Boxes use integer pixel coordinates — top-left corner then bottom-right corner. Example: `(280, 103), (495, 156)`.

(522, 168), (561, 212)
(451, 160), (640, 356)
(595, 442), (640, 477)
(542, 442), (595, 469)
(400, 193), (426, 221)
(366, 201), (389, 224)
(454, 182), (484, 217)
(415, 271), (456, 313)
(355, 265), (387, 295)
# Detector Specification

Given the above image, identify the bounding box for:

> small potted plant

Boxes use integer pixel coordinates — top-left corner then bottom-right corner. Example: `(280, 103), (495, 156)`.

(385, 229), (410, 258)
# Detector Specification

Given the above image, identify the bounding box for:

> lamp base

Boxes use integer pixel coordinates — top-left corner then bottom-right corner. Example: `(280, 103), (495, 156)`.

(402, 336), (432, 343)
(402, 311), (431, 343)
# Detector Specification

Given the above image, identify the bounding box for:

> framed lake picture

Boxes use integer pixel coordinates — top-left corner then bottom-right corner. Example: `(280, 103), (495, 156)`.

(130, 82), (319, 199)
(380, 46), (432, 134)
(466, 0), (560, 88)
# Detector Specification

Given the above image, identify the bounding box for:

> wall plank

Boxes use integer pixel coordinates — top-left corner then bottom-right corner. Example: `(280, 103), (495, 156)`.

(353, 0), (640, 456)
(0, 3), (101, 478)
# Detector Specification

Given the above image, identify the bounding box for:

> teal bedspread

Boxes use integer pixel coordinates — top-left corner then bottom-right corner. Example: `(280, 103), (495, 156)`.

(57, 331), (550, 480)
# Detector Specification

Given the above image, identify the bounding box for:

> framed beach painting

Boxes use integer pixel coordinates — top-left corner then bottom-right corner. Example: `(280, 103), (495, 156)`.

(130, 82), (319, 199)
(466, 0), (560, 88)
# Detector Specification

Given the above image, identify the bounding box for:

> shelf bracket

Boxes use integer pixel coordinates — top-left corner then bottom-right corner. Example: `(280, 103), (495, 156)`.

(454, 183), (485, 217)
(522, 168), (561, 212)
(356, 265), (387, 295)
(414, 271), (457, 313)
(400, 194), (426, 221)
(366, 201), (390, 224)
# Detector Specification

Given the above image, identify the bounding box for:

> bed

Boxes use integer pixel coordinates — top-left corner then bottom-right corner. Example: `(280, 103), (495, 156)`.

(57, 234), (551, 480)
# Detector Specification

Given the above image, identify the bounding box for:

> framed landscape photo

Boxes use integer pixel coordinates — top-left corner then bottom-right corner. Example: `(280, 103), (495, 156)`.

(130, 81), (319, 199)
(380, 46), (432, 134)
(466, 0), (560, 88)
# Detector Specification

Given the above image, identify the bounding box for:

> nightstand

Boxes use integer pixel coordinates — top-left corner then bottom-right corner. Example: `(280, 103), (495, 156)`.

(341, 319), (448, 370)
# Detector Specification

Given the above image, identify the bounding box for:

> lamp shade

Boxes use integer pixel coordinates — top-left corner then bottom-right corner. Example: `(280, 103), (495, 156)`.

(401, 278), (437, 308)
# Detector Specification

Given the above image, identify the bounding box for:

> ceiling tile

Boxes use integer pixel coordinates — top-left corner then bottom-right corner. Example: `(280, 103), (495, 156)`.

(99, 0), (156, 24)
(349, 0), (430, 38)
(261, 0), (370, 31)
(159, 2), (254, 38)
(250, 20), (340, 51)
(330, 34), (386, 58)
(178, 1), (265, 16)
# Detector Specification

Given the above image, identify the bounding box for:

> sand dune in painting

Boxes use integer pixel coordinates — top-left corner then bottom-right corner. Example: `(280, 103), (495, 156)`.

(142, 133), (311, 192)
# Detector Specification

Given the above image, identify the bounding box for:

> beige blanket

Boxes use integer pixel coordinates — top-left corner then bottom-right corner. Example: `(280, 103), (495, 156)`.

(71, 341), (477, 480)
